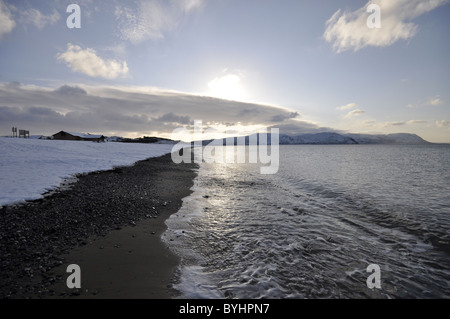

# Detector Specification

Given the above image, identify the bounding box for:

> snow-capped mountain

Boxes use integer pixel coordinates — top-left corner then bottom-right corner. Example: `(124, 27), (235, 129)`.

(344, 133), (430, 145)
(193, 132), (429, 145)
(278, 132), (429, 145)
(279, 132), (358, 144)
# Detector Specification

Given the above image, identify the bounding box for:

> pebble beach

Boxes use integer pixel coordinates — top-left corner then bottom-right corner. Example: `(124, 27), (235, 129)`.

(0, 153), (198, 299)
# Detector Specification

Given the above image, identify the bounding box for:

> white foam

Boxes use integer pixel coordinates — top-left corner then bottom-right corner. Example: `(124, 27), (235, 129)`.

(173, 265), (224, 299)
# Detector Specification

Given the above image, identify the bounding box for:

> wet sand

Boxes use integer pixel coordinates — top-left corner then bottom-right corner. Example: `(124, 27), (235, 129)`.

(0, 152), (197, 299)
(48, 215), (180, 298)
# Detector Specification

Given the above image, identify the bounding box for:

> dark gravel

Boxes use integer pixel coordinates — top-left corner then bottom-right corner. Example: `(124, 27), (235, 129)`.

(0, 153), (198, 299)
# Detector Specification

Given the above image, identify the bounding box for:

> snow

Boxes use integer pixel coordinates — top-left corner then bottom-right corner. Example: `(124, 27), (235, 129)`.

(346, 133), (429, 144)
(278, 132), (429, 145)
(279, 132), (357, 145)
(0, 137), (175, 207)
(195, 132), (429, 146)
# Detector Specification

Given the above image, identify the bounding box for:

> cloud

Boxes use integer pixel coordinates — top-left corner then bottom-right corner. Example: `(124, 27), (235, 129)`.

(407, 120), (427, 124)
(373, 120), (428, 127)
(407, 95), (444, 108)
(115, 0), (204, 43)
(384, 121), (406, 127)
(337, 103), (358, 111)
(154, 112), (190, 125)
(0, 0), (15, 40)
(115, 1), (173, 42)
(324, 0), (448, 53)
(345, 109), (365, 118)
(270, 112), (300, 123)
(364, 120), (377, 126)
(0, 83), (310, 138)
(20, 8), (60, 29)
(54, 85), (87, 96)
(436, 120), (450, 128)
(269, 120), (335, 136)
(176, 0), (204, 12)
(428, 96), (443, 106)
(57, 44), (129, 79)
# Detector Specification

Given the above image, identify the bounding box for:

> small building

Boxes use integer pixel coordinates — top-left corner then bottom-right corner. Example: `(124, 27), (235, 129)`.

(52, 131), (105, 142)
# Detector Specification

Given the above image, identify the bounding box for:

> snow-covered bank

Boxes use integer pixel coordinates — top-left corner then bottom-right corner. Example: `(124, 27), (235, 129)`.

(0, 138), (174, 206)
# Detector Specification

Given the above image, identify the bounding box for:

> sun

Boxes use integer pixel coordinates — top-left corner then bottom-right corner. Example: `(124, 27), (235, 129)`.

(207, 73), (246, 101)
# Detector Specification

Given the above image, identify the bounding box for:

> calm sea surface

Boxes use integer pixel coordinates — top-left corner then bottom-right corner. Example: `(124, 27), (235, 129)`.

(163, 145), (450, 298)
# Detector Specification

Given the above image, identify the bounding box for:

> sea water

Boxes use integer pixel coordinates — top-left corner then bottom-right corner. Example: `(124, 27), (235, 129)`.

(162, 145), (450, 298)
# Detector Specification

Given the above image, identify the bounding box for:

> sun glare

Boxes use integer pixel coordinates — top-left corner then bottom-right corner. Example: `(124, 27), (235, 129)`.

(207, 73), (246, 101)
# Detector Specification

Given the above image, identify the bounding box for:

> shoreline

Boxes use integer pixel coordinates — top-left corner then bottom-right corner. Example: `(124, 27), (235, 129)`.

(0, 153), (198, 299)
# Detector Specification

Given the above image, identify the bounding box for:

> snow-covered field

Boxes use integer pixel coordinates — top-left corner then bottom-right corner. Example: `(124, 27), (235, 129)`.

(0, 137), (175, 207)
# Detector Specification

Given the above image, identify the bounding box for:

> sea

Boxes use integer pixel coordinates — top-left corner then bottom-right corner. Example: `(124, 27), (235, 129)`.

(162, 144), (450, 299)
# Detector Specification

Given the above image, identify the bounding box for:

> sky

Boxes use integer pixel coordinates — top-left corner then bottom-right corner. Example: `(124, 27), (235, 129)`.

(0, 0), (449, 142)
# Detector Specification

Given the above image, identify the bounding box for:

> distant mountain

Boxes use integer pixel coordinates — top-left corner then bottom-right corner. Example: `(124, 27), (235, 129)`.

(280, 132), (357, 145)
(344, 133), (430, 145)
(279, 132), (430, 145)
(194, 132), (430, 146)
(279, 132), (429, 145)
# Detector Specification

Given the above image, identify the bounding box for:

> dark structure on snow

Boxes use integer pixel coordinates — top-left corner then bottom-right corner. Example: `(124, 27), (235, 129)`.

(52, 131), (105, 142)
